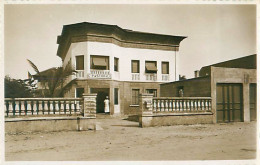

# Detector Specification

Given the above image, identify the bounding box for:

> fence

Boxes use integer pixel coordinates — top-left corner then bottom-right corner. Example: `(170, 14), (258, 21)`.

(152, 97), (212, 113)
(139, 94), (213, 127)
(5, 98), (83, 117)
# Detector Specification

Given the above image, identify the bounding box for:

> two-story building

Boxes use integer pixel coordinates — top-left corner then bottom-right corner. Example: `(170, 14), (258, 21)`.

(57, 22), (186, 115)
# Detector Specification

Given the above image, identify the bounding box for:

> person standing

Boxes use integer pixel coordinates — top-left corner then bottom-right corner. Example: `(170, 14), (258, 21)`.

(104, 96), (109, 113)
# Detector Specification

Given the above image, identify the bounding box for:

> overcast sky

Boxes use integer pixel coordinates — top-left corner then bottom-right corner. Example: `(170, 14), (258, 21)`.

(4, 4), (256, 79)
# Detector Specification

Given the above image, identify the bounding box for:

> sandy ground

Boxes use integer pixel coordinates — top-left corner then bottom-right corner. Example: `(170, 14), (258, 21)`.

(5, 116), (257, 161)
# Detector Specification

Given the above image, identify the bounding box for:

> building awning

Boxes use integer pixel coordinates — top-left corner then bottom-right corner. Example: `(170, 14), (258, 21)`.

(93, 58), (107, 66)
(146, 63), (157, 71)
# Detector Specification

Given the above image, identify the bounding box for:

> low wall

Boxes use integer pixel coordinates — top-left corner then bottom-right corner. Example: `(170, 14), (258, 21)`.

(139, 112), (213, 127)
(5, 117), (97, 134)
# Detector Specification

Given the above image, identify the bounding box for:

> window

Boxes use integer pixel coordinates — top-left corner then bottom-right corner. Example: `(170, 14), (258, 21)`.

(76, 88), (84, 98)
(132, 89), (140, 105)
(146, 89), (157, 97)
(90, 55), (109, 70)
(76, 55), (84, 70)
(131, 60), (140, 73)
(114, 58), (119, 72)
(114, 88), (119, 105)
(162, 62), (169, 74)
(145, 61), (157, 73)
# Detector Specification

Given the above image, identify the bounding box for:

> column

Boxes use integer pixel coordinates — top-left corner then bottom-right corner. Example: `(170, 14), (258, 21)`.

(82, 93), (97, 118)
(243, 83), (250, 122)
(139, 93), (154, 127)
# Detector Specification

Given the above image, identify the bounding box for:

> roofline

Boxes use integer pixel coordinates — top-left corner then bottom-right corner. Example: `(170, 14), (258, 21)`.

(200, 54), (256, 70)
(57, 22), (187, 60)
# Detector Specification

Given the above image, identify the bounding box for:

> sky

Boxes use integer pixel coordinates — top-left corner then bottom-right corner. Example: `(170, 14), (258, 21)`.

(4, 4), (256, 79)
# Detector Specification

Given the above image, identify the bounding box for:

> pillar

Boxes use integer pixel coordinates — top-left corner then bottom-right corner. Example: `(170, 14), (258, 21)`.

(139, 93), (154, 127)
(243, 83), (250, 122)
(82, 93), (97, 118)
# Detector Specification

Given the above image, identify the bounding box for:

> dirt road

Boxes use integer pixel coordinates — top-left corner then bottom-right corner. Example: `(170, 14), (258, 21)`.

(5, 117), (256, 161)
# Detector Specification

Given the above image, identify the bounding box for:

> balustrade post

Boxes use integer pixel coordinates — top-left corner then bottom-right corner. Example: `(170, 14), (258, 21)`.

(82, 93), (97, 118)
(138, 93), (154, 127)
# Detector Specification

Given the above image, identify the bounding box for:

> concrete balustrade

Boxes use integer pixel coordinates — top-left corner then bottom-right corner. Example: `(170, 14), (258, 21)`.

(139, 94), (213, 127)
(4, 98), (84, 117)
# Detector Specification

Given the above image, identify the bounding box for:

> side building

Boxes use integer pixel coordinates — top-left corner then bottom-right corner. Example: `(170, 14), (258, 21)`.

(160, 54), (257, 123)
(57, 22), (187, 115)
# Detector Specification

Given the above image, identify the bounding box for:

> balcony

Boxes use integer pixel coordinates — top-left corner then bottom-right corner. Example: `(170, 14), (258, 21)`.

(87, 70), (111, 79)
(145, 73), (157, 81)
(162, 74), (169, 81)
(132, 73), (140, 81)
(76, 70), (84, 79)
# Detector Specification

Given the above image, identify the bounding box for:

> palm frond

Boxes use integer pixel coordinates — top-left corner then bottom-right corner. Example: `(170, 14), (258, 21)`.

(27, 59), (40, 75)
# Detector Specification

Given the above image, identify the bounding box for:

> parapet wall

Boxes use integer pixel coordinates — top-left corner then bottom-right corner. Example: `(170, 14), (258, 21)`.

(5, 117), (97, 134)
(139, 112), (213, 127)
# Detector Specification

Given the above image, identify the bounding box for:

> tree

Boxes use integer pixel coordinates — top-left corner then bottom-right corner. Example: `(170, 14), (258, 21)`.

(5, 76), (33, 98)
(27, 59), (76, 97)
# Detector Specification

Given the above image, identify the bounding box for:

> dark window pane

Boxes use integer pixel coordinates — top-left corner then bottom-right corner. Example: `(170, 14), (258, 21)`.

(146, 89), (157, 97)
(76, 55), (84, 70)
(162, 62), (169, 74)
(132, 89), (140, 105)
(114, 58), (119, 71)
(132, 60), (139, 73)
(76, 88), (84, 98)
(114, 88), (118, 105)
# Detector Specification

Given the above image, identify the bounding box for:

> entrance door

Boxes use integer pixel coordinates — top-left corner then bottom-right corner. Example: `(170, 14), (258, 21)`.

(250, 84), (257, 121)
(216, 84), (243, 122)
(90, 88), (109, 113)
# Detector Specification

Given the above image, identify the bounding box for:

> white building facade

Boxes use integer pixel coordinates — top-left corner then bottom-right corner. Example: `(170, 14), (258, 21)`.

(57, 22), (186, 115)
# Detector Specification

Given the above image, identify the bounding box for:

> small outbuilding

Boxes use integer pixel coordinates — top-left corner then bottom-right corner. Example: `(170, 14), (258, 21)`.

(160, 54), (257, 123)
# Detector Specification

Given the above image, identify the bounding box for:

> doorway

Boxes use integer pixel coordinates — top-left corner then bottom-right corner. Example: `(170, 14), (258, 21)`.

(216, 83), (243, 123)
(90, 88), (109, 113)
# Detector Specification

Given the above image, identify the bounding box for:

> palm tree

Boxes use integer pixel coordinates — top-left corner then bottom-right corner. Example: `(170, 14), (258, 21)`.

(27, 59), (76, 97)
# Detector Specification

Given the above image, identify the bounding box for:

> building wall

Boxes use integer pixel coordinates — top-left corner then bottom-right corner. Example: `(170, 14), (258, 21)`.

(160, 76), (211, 97)
(210, 67), (257, 123)
(64, 41), (178, 82)
(200, 54), (256, 77)
(64, 79), (160, 115)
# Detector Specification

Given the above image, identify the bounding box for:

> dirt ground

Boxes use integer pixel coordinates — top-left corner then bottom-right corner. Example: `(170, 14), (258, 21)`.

(5, 116), (257, 161)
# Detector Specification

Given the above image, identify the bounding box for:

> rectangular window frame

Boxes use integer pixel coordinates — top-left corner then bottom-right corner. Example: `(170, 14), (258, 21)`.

(76, 88), (84, 98)
(114, 88), (119, 105)
(90, 55), (109, 70)
(131, 89), (140, 105)
(75, 55), (84, 70)
(145, 61), (157, 73)
(162, 61), (169, 74)
(131, 60), (140, 73)
(114, 57), (119, 72)
(145, 89), (157, 97)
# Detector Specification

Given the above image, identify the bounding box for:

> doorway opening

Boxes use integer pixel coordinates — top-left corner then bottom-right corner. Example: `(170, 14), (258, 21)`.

(90, 88), (109, 113)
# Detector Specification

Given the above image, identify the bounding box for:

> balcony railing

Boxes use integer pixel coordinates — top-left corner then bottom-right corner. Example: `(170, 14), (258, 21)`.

(162, 74), (169, 81)
(145, 74), (157, 81)
(76, 70), (84, 78)
(5, 98), (83, 117)
(152, 97), (212, 113)
(132, 73), (140, 81)
(87, 70), (111, 79)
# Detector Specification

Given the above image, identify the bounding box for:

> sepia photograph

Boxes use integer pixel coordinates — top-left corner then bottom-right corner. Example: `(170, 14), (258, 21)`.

(1, 0), (258, 164)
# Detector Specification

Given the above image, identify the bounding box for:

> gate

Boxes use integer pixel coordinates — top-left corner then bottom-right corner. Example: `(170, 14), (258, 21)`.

(216, 83), (243, 122)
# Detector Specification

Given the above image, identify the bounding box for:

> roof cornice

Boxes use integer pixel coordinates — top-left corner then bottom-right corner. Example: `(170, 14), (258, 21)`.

(57, 22), (187, 60)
